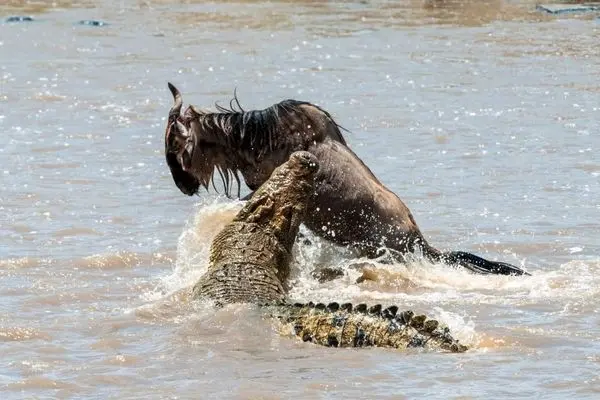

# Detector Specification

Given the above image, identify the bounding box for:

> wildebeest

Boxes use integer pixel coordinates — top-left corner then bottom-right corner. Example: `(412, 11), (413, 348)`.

(164, 83), (528, 276)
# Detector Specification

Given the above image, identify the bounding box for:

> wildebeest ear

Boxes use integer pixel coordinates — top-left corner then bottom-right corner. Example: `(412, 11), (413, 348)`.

(166, 152), (199, 196)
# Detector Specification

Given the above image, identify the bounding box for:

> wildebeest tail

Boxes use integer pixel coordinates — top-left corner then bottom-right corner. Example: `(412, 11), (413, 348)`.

(441, 250), (530, 276)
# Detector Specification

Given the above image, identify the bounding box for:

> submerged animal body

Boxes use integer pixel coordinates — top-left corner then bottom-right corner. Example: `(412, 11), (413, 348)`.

(192, 151), (467, 352)
(165, 83), (528, 276)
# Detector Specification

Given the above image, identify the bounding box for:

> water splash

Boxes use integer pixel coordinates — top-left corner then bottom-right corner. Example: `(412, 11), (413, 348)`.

(146, 199), (243, 300)
(144, 202), (600, 349)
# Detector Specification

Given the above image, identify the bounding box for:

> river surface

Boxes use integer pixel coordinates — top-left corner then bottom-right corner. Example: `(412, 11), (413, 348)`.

(1, 0), (599, 398)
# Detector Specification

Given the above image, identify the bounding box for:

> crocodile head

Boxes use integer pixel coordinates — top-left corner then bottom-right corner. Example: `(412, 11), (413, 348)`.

(234, 151), (319, 251)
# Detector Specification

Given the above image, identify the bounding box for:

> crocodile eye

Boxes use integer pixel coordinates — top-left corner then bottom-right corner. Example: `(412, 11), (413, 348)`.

(296, 152), (311, 162)
(289, 151), (318, 174)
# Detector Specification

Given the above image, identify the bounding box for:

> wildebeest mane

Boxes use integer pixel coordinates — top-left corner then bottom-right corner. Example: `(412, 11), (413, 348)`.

(192, 94), (348, 158)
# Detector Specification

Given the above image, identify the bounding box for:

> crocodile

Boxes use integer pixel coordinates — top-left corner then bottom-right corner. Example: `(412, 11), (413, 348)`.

(192, 150), (468, 353)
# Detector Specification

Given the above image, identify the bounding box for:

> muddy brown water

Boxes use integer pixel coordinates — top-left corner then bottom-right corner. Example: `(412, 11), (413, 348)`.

(1, 0), (599, 398)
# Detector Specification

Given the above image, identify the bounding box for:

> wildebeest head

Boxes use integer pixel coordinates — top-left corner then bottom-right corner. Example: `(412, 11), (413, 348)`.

(164, 82), (348, 198)
(165, 83), (200, 196)
(165, 83), (241, 197)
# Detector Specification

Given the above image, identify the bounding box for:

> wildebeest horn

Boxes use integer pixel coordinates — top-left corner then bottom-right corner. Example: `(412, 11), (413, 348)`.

(168, 82), (182, 118)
